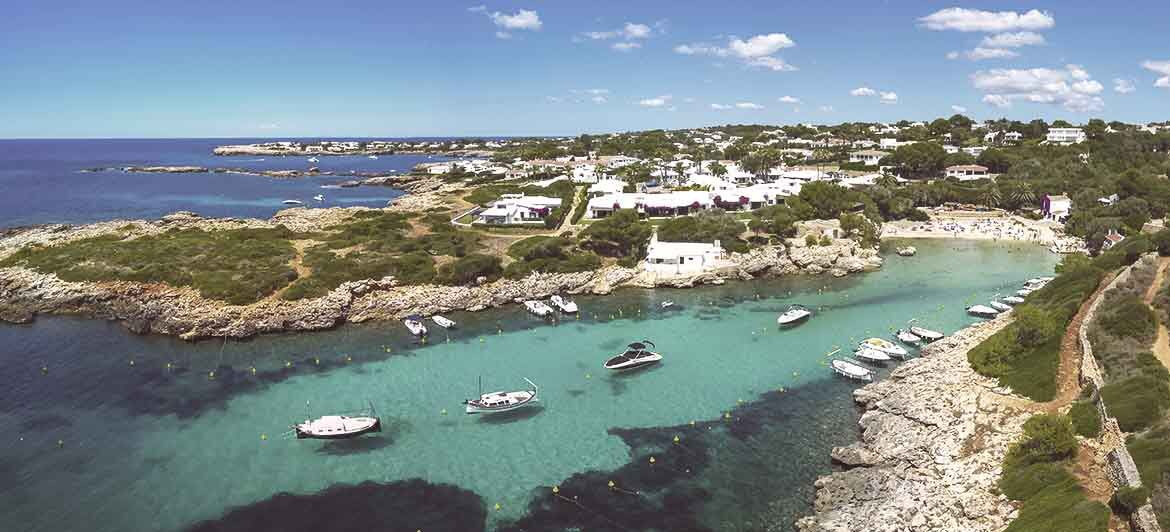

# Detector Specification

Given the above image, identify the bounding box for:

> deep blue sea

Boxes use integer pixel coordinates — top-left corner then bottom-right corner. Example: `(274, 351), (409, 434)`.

(0, 138), (452, 228)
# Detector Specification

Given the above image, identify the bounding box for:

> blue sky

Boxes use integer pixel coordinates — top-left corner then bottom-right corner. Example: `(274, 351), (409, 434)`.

(1, 1), (1168, 138)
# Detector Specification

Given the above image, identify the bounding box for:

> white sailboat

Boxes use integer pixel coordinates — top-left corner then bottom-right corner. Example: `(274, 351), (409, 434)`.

(603, 340), (662, 372)
(464, 378), (539, 415)
(967, 304), (1000, 318)
(431, 315), (456, 329)
(858, 337), (909, 358)
(293, 403), (381, 440)
(403, 315), (428, 336)
(831, 359), (873, 382)
(776, 304), (812, 326)
(523, 300), (554, 317)
(549, 294), (578, 313)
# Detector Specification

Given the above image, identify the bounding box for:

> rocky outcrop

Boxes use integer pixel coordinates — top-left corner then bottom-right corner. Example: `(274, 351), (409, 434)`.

(796, 315), (1029, 532)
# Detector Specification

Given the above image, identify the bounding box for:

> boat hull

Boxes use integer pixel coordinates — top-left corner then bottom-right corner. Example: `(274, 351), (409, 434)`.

(296, 418), (382, 440)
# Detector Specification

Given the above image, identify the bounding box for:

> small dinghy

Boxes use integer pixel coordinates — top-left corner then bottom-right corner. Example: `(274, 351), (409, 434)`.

(831, 359), (873, 382)
(854, 346), (892, 362)
(1015, 288), (1035, 297)
(990, 301), (1013, 312)
(858, 337), (909, 358)
(603, 340), (662, 372)
(523, 300), (554, 317)
(776, 304), (812, 326)
(895, 329), (921, 345)
(1002, 295), (1026, 305)
(294, 404), (381, 440)
(282, 199), (303, 205)
(967, 305), (1000, 318)
(313, 194), (325, 202)
(660, 300), (675, 309)
(368, 155), (379, 160)
(549, 294), (578, 314)
(464, 378), (539, 415)
(431, 315), (456, 329)
(307, 156), (319, 163)
(909, 325), (945, 342)
(403, 315), (428, 336)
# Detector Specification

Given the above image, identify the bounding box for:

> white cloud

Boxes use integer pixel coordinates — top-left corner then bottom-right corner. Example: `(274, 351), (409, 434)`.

(682, 97), (696, 103)
(580, 88), (609, 95)
(257, 123), (280, 130)
(919, 8), (1055, 33)
(488, 9), (542, 30)
(951, 105), (967, 113)
(818, 105), (835, 112)
(673, 33), (796, 72)
(591, 95), (607, 104)
(946, 51), (960, 60)
(495, 31), (512, 40)
(639, 95), (672, 107)
(728, 33), (795, 58)
(879, 91), (898, 104)
(980, 31), (1046, 48)
(1113, 79), (1136, 94)
(850, 87), (876, 97)
(735, 102), (764, 109)
(467, 5), (487, 13)
(545, 96), (563, 103)
(1142, 60), (1170, 88)
(711, 103), (732, 110)
(778, 95), (801, 104)
(971, 64), (1105, 112)
(612, 42), (641, 51)
(583, 22), (653, 41)
(966, 47), (1020, 60)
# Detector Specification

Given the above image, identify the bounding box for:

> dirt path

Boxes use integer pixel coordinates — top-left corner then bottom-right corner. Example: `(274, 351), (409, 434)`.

(555, 186), (585, 234)
(1035, 271), (1117, 413)
(1143, 257), (1170, 371)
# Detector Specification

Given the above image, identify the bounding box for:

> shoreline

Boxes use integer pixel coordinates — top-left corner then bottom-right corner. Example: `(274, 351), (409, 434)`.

(796, 314), (1031, 531)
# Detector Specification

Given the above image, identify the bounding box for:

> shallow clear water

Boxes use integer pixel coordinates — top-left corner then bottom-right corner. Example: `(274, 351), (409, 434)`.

(0, 138), (457, 227)
(0, 239), (1058, 531)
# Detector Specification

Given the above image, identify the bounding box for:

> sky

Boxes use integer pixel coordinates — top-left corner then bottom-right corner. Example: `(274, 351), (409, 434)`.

(1, 1), (1168, 138)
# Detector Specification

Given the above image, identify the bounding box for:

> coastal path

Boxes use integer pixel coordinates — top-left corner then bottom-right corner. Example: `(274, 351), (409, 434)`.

(1142, 256), (1170, 373)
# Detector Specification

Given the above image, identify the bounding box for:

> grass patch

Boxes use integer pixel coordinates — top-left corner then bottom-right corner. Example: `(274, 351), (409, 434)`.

(0, 227), (298, 305)
(504, 236), (601, 279)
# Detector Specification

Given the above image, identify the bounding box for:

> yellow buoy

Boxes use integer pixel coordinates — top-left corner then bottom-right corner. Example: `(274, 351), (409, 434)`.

(57, 439), (64, 448)
(208, 371), (216, 380)
(128, 360), (135, 367)
(441, 409), (448, 415)
(689, 420), (695, 426)
(608, 480), (616, 489)
(585, 373), (591, 379)
(260, 434), (268, 440)
(285, 361), (293, 368)
(649, 456), (656, 464)
(250, 366), (257, 375)
(673, 435), (681, 443)
(724, 412), (731, 420)
(494, 503), (501, 511)
(552, 486), (559, 494)
(41, 366), (48, 375)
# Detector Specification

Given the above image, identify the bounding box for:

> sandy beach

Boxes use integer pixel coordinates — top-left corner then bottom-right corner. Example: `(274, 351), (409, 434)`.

(881, 210), (1084, 252)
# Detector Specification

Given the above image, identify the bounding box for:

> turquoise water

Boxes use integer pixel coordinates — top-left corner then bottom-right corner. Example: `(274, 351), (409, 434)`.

(0, 239), (1057, 531)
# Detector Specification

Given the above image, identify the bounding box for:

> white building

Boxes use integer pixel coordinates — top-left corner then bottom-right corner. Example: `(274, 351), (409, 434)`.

(642, 232), (726, 275)
(944, 165), (989, 180)
(474, 194), (562, 225)
(1045, 127), (1086, 145)
(962, 146), (987, 157)
(587, 178), (625, 198)
(1042, 194), (1072, 221)
(1003, 131), (1023, 142)
(848, 149), (889, 166)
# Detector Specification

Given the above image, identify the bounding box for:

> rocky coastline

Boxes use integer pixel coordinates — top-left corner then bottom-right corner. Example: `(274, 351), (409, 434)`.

(0, 208), (881, 340)
(211, 144), (491, 158)
(795, 314), (1029, 532)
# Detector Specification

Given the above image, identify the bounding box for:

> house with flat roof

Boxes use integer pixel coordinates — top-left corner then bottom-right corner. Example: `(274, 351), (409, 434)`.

(944, 164), (989, 180)
(642, 232), (726, 275)
(474, 194), (562, 225)
(1045, 127), (1086, 145)
(848, 149), (889, 166)
(1041, 194), (1072, 221)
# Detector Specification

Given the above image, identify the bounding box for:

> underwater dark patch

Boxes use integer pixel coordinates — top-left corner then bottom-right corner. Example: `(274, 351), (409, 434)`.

(185, 479), (486, 532)
(19, 413), (73, 432)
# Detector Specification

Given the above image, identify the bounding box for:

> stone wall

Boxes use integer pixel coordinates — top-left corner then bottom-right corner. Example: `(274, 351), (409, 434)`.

(1080, 253), (1163, 532)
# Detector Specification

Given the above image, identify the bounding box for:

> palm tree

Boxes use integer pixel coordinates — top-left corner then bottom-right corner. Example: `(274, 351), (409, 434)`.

(1009, 182), (1036, 208)
(874, 173), (899, 188)
(709, 161), (728, 180)
(673, 162), (688, 187)
(980, 184), (1002, 208)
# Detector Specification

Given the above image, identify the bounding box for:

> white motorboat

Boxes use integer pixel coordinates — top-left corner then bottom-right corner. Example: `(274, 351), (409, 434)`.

(523, 300), (554, 317)
(967, 305), (1000, 318)
(660, 300), (675, 309)
(1015, 288), (1035, 297)
(895, 329), (921, 345)
(431, 315), (456, 329)
(403, 315), (428, 336)
(854, 346), (892, 362)
(909, 325), (944, 342)
(603, 340), (663, 372)
(307, 156), (319, 163)
(776, 304), (812, 326)
(1002, 295), (1026, 305)
(990, 301), (1013, 312)
(549, 294), (578, 314)
(858, 337), (909, 358)
(313, 194), (324, 202)
(368, 155), (379, 160)
(294, 404), (381, 440)
(464, 378), (539, 415)
(831, 359), (873, 382)
(282, 199), (304, 205)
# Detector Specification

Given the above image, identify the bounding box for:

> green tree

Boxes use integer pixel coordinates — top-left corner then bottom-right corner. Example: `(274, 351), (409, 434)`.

(797, 181), (853, 219)
(1014, 305), (1061, 348)
(981, 184), (1003, 208)
(579, 209), (653, 261)
(883, 142), (948, 179)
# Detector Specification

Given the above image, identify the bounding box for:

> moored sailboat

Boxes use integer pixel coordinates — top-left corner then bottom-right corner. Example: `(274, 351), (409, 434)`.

(464, 378), (539, 415)
(293, 403), (381, 440)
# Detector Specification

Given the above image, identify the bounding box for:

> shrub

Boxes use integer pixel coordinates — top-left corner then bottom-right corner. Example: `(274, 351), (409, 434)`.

(1014, 305), (1063, 348)
(656, 209), (749, 252)
(1100, 375), (1170, 432)
(1000, 461), (1077, 501)
(1127, 430), (1170, 487)
(1111, 485), (1151, 515)
(1004, 482), (1110, 532)
(580, 209), (652, 259)
(805, 234), (819, 246)
(1069, 401), (1102, 438)
(436, 254), (502, 285)
(1097, 295), (1157, 341)
(1005, 414), (1078, 468)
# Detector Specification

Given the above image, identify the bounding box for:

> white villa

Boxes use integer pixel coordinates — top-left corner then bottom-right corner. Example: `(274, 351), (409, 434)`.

(585, 181), (797, 220)
(1042, 194), (1072, 221)
(945, 164), (989, 180)
(848, 149), (889, 166)
(587, 178), (626, 197)
(474, 193), (562, 225)
(1045, 127), (1087, 145)
(642, 232), (726, 275)
(962, 146), (987, 157)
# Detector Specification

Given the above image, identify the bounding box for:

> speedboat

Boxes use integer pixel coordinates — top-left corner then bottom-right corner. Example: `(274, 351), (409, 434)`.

(523, 300), (554, 317)
(967, 305), (1000, 318)
(776, 304), (812, 326)
(294, 405), (381, 440)
(990, 301), (1013, 312)
(282, 199), (303, 205)
(1016, 288), (1035, 297)
(854, 346), (892, 362)
(307, 156), (319, 163)
(895, 329), (921, 345)
(313, 194), (324, 202)
(909, 326), (944, 342)
(549, 294), (578, 314)
(831, 359), (873, 382)
(1002, 295), (1026, 305)
(403, 315), (428, 336)
(858, 337), (909, 358)
(368, 155), (379, 160)
(431, 315), (456, 329)
(464, 378), (539, 415)
(603, 340), (662, 371)
(661, 300), (675, 309)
